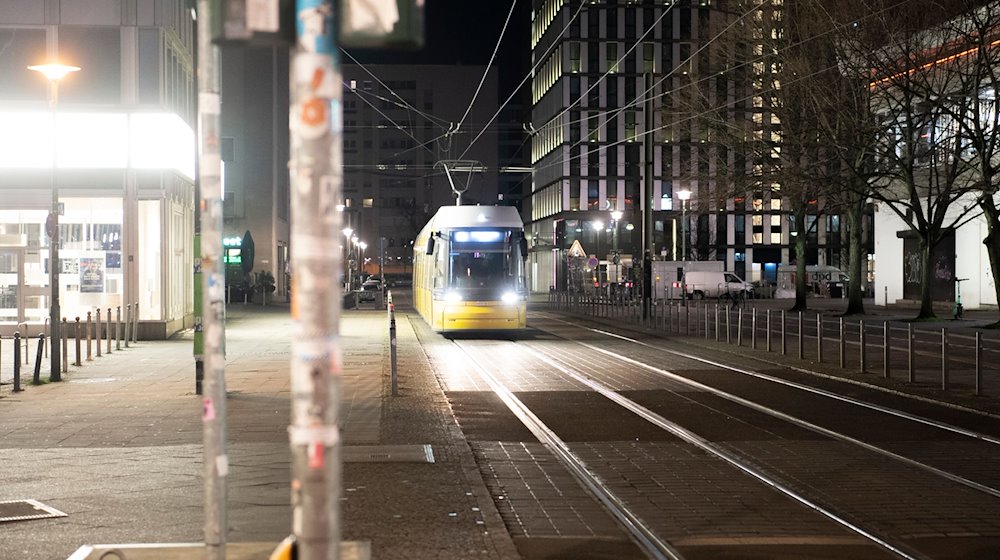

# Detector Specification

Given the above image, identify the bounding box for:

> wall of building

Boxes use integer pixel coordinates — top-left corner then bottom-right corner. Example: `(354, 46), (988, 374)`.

(0, 0), (197, 337)
(874, 197), (998, 309)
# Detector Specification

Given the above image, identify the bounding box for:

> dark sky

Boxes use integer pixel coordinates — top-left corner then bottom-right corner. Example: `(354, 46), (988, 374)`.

(349, 0), (530, 82)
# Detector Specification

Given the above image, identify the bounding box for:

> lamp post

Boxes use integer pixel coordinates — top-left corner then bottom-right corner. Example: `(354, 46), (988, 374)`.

(610, 210), (623, 285)
(359, 241), (367, 279)
(591, 220), (603, 290)
(29, 63), (79, 383)
(350, 234), (359, 290)
(342, 227), (353, 290)
(677, 189), (692, 262)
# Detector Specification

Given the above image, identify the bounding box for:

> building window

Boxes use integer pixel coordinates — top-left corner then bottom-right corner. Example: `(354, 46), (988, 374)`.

(607, 42), (619, 73)
(570, 42), (581, 73)
(59, 26), (123, 104)
(587, 112), (601, 142)
(643, 42), (655, 73)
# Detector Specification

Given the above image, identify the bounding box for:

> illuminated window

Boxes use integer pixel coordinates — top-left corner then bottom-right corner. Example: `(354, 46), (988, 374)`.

(363, 198), (374, 208)
(770, 232), (782, 244)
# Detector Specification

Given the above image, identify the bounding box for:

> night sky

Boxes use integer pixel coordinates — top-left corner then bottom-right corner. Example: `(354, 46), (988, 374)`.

(348, 0), (530, 85)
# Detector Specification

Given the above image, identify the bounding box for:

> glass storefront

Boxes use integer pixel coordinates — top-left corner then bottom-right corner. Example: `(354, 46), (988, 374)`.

(0, 200), (124, 327)
(57, 198), (125, 321)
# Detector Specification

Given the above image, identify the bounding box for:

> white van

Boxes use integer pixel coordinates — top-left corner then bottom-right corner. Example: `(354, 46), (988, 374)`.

(683, 270), (753, 299)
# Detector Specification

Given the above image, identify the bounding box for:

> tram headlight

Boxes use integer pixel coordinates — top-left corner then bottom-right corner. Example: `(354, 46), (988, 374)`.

(501, 291), (519, 304)
(444, 291), (463, 302)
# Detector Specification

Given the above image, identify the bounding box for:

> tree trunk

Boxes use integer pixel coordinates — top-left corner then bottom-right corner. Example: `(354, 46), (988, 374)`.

(982, 199), (1000, 328)
(844, 189), (866, 315)
(917, 238), (936, 320)
(792, 209), (808, 311)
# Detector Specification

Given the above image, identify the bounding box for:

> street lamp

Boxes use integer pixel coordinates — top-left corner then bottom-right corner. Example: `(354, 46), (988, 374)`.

(358, 241), (367, 279)
(29, 62), (80, 383)
(350, 235), (359, 290)
(342, 227), (353, 290)
(677, 189), (692, 262)
(610, 210), (623, 285)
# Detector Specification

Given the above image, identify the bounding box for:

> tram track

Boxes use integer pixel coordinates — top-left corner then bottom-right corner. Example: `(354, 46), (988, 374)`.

(439, 316), (1000, 559)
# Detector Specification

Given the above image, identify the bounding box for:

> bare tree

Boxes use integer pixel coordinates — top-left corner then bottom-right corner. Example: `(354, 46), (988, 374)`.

(933, 0), (1000, 326)
(840, 0), (984, 319)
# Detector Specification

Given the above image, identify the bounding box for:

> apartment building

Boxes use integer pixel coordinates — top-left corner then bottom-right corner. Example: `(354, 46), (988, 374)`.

(528, 0), (866, 293)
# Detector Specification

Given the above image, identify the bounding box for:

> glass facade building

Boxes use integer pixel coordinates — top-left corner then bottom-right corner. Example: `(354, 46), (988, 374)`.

(0, 0), (196, 337)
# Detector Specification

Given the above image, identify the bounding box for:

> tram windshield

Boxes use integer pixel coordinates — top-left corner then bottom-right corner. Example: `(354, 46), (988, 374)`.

(445, 230), (525, 291)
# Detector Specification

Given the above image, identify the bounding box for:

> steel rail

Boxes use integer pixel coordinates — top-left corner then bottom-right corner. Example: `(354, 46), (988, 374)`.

(537, 316), (1000, 500)
(518, 342), (927, 560)
(450, 339), (685, 560)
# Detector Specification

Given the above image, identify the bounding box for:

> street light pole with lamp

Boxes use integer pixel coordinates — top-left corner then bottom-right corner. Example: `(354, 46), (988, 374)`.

(342, 227), (353, 290)
(610, 210), (623, 286)
(677, 189), (692, 303)
(677, 189), (692, 262)
(590, 220), (604, 290)
(29, 62), (80, 383)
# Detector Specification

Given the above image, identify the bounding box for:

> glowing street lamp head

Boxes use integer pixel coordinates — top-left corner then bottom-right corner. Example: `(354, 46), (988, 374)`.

(342, 227), (353, 238)
(591, 220), (604, 231)
(611, 210), (623, 221)
(677, 189), (692, 202)
(28, 63), (80, 82)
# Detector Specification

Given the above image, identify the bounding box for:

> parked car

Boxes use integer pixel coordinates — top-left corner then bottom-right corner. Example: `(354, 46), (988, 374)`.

(358, 280), (382, 302)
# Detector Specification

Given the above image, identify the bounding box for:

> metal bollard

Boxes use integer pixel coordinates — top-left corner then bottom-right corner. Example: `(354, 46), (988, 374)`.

(74, 317), (82, 367)
(125, 304), (131, 348)
(883, 321), (890, 379)
(859, 320), (867, 373)
(975, 332), (982, 396)
(715, 304), (720, 341)
(32, 334), (44, 385)
(751, 308), (757, 349)
(116, 306), (122, 350)
(737, 307), (743, 347)
(907, 323), (914, 382)
(726, 307), (731, 344)
(13, 332), (21, 392)
(62, 318), (68, 373)
(107, 308), (112, 354)
(798, 311), (804, 360)
(766, 309), (772, 352)
(816, 314), (823, 363)
(704, 303), (709, 340)
(389, 308), (398, 397)
(95, 308), (102, 357)
(839, 317), (846, 368)
(781, 310), (787, 355)
(86, 311), (93, 361)
(133, 302), (139, 342)
(941, 328), (948, 390)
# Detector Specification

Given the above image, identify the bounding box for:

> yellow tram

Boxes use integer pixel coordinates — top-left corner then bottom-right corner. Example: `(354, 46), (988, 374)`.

(413, 205), (528, 332)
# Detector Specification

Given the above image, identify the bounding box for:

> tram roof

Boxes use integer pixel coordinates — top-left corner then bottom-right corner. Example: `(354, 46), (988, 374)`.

(427, 205), (523, 230)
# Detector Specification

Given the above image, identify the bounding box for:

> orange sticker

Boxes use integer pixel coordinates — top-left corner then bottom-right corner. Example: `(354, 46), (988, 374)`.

(301, 98), (327, 127)
(308, 442), (325, 469)
(310, 67), (325, 91)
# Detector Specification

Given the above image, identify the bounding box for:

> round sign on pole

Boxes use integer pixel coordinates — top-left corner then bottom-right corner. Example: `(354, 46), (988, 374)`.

(45, 212), (56, 238)
(587, 256), (599, 268)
